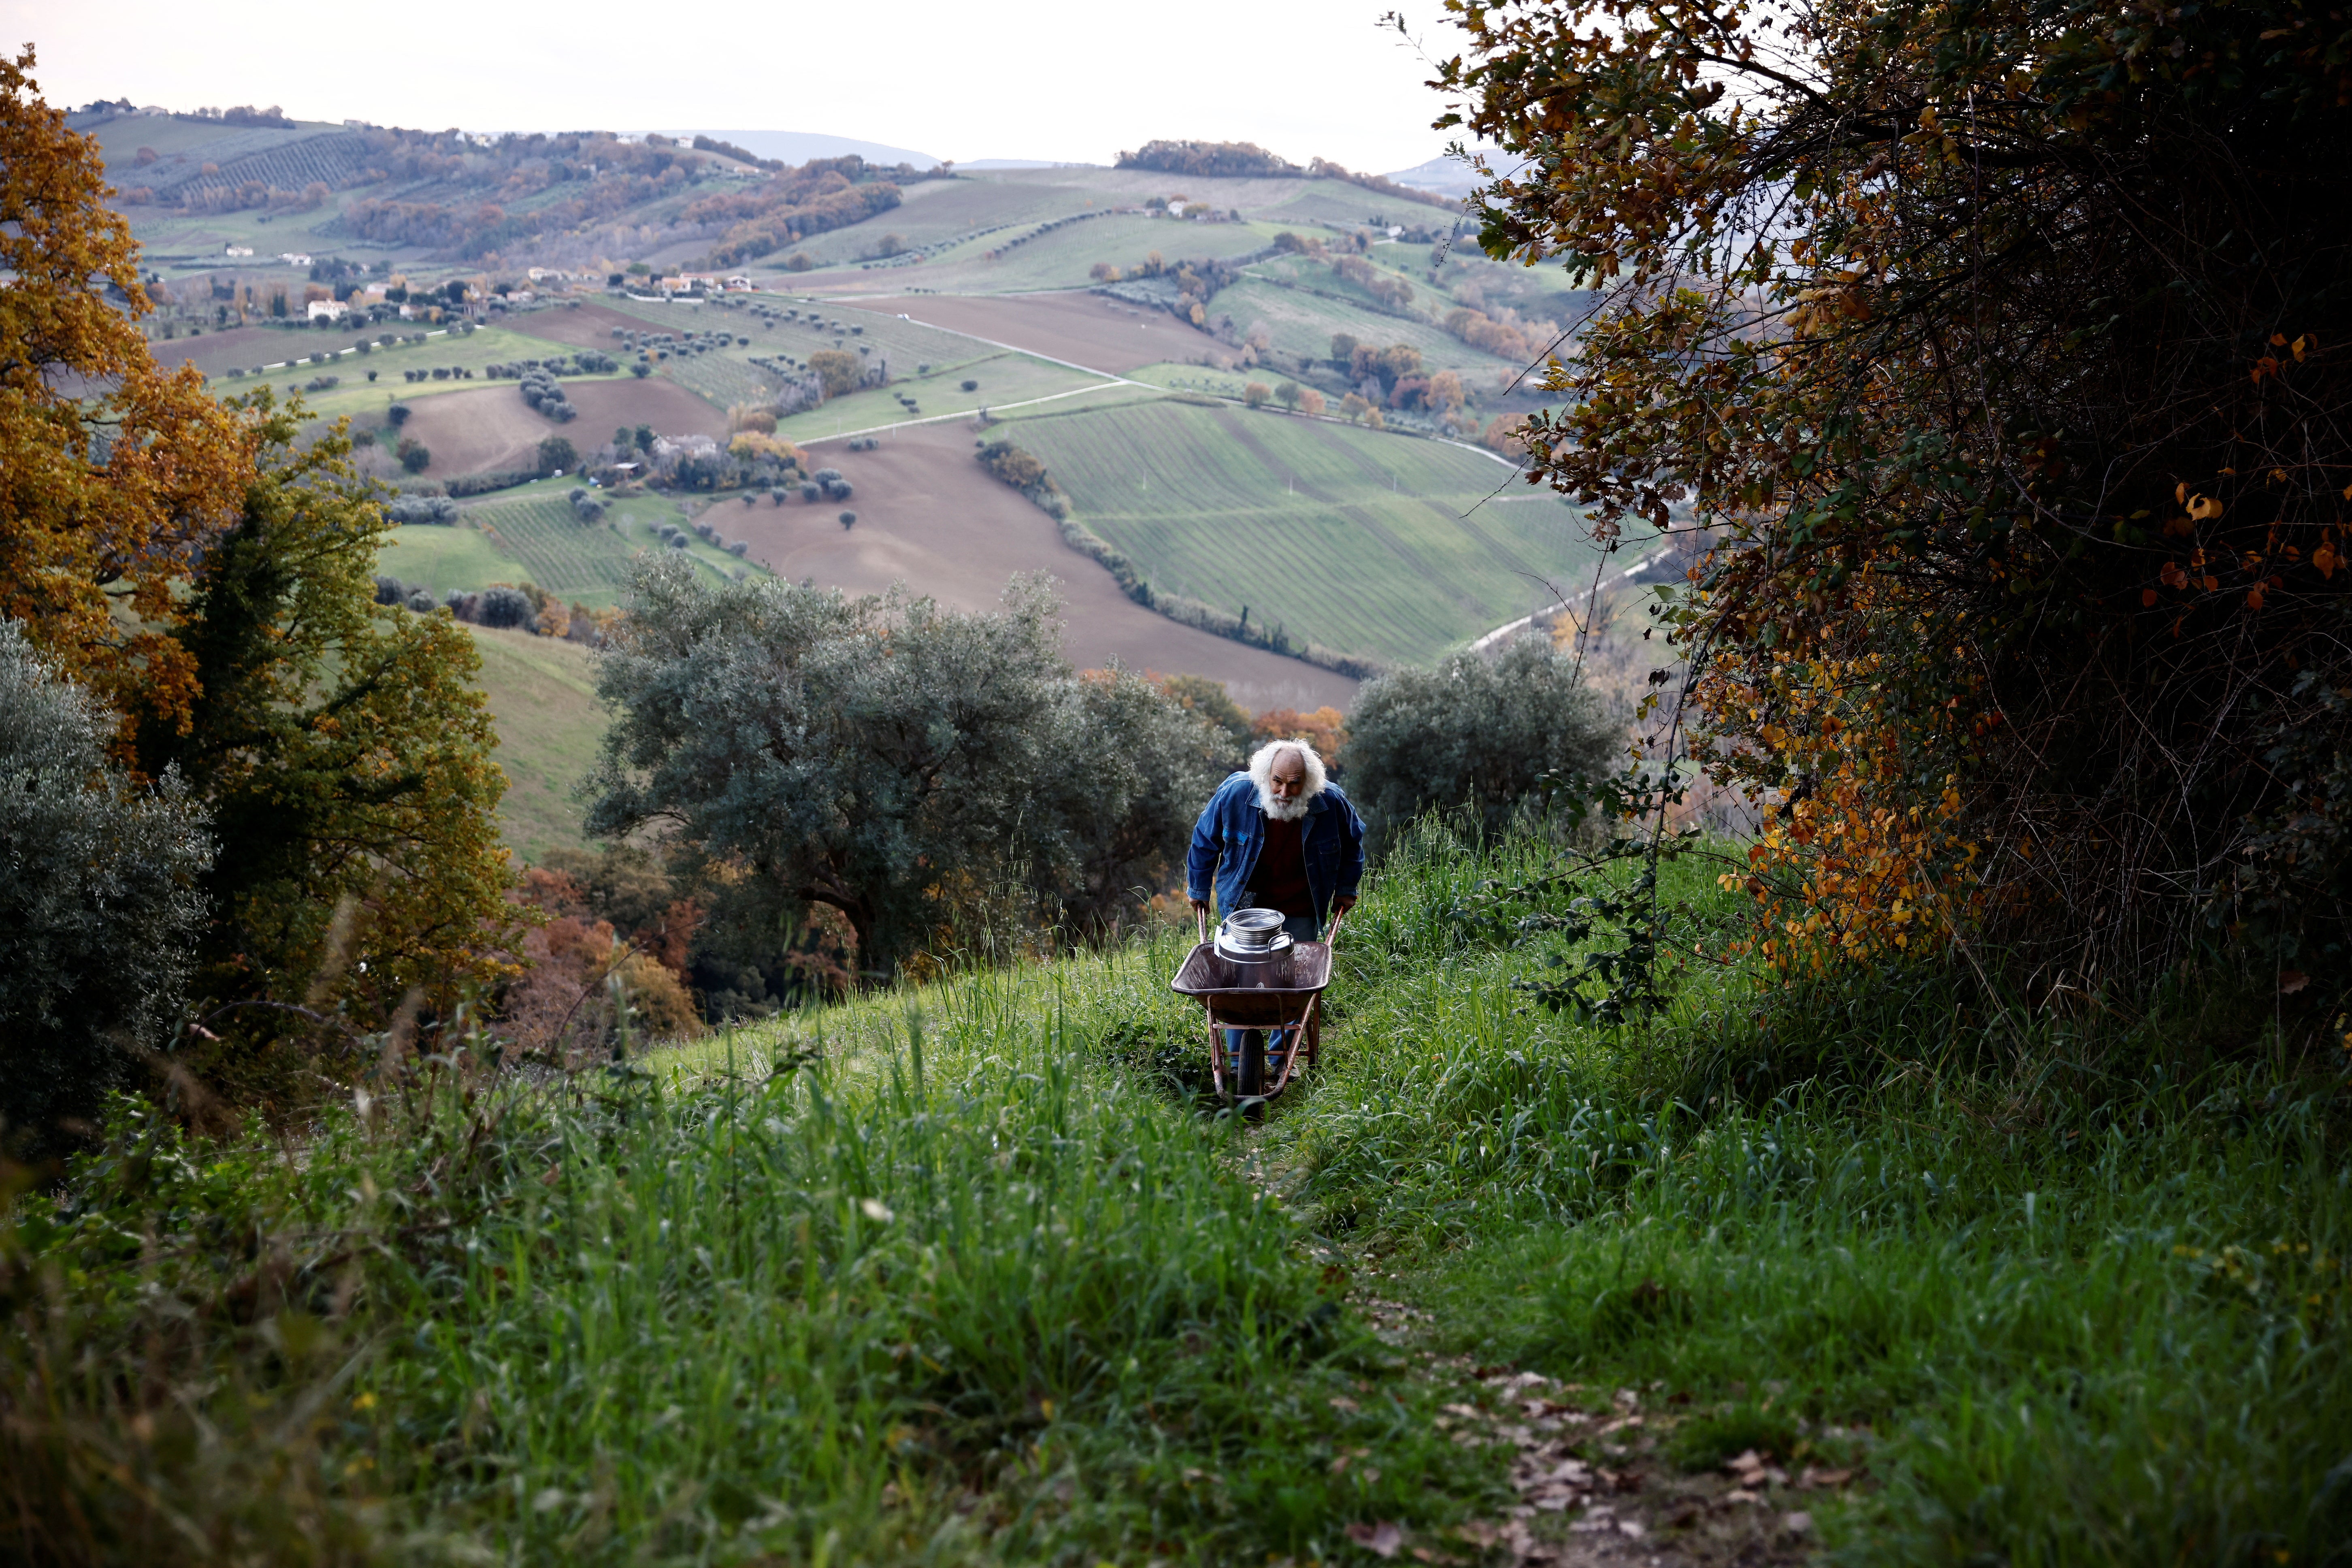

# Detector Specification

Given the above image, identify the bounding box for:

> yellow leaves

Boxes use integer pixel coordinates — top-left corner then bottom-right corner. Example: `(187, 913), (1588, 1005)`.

(2315, 540), (2339, 579)
(2186, 494), (2224, 522)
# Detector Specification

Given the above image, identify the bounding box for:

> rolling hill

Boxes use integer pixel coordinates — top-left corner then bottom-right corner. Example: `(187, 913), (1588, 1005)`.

(993, 398), (1619, 665)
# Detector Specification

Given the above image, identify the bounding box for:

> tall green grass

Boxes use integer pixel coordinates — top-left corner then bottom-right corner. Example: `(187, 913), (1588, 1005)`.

(7, 822), (2348, 1564)
(1259, 822), (2352, 1566)
(3, 962), (1489, 1564)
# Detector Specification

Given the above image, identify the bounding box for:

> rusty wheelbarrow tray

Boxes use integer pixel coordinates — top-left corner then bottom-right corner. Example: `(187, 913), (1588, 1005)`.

(1169, 912), (1345, 1104)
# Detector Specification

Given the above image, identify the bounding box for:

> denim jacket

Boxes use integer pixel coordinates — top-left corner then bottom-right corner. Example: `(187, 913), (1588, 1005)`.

(1186, 773), (1366, 922)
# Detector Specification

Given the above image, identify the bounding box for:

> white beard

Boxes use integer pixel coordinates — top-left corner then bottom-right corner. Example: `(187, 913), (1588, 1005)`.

(1258, 788), (1310, 822)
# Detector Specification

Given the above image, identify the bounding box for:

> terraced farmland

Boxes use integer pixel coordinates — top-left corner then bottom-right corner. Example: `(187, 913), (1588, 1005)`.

(1000, 400), (1622, 665)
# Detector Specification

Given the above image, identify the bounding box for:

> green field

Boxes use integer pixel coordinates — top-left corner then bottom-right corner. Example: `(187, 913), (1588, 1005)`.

(377, 480), (767, 609)
(804, 214), (1295, 296)
(214, 324), (626, 425)
(466, 624), (607, 861)
(1000, 398), (1609, 664)
(376, 524), (516, 594)
(776, 349), (1112, 444)
(1212, 274), (1511, 383)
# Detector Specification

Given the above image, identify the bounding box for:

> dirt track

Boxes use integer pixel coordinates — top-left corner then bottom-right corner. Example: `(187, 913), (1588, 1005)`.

(722, 420), (1355, 713)
(396, 379), (728, 475)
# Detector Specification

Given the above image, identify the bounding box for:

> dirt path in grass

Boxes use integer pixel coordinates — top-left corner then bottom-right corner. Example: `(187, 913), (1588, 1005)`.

(1346, 1289), (1837, 1567)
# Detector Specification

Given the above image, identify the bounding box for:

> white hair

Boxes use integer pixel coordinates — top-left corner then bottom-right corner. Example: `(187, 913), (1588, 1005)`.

(1249, 738), (1328, 821)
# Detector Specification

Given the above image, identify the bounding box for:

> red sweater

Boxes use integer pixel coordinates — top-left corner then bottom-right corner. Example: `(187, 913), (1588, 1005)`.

(1253, 813), (1312, 916)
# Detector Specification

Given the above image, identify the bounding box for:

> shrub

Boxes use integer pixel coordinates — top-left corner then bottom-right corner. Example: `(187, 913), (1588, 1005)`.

(386, 496), (459, 526)
(397, 439), (430, 474)
(475, 586), (535, 629)
(838, 510), (856, 529)
(537, 436), (579, 475)
(0, 620), (210, 1151)
(1344, 637), (1620, 855)
(961, 379), (979, 392)
(405, 589), (437, 614)
(386, 402), (412, 426)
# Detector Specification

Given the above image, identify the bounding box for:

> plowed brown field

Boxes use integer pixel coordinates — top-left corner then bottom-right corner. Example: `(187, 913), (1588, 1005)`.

(503, 302), (656, 350)
(724, 420), (1355, 713)
(844, 292), (1196, 375)
(398, 379), (728, 475)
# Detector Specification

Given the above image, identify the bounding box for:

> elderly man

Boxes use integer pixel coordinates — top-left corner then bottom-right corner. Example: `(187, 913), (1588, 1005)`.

(1187, 738), (1366, 1096)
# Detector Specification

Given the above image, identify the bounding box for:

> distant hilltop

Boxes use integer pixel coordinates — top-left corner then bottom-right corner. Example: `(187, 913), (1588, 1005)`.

(656, 129), (939, 170)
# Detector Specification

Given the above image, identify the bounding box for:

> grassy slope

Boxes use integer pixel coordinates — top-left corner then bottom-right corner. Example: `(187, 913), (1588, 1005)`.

(380, 479), (765, 609)
(16, 831), (2346, 1564)
(1002, 398), (1607, 663)
(465, 624), (606, 860)
(211, 324), (627, 425)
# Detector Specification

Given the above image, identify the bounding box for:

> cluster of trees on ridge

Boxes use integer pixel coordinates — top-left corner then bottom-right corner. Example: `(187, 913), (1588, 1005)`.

(1116, 138), (1460, 212)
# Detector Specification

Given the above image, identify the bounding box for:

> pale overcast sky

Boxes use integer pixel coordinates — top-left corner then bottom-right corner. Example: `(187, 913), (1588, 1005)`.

(4, 0), (1471, 173)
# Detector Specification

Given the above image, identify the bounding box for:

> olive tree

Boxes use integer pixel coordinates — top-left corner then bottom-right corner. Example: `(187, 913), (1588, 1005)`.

(0, 621), (211, 1150)
(1344, 635), (1621, 854)
(586, 558), (1220, 973)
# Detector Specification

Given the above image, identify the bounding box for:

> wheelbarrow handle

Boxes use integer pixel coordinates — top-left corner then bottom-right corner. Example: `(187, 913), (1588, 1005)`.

(1197, 906), (1209, 946)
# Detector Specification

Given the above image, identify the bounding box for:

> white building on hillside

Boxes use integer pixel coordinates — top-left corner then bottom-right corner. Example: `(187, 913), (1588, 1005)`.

(306, 300), (347, 322)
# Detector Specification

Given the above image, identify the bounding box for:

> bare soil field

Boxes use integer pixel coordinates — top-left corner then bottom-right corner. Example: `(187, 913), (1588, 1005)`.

(503, 302), (654, 351)
(146, 324), (315, 377)
(860, 292), (1207, 376)
(399, 379), (727, 477)
(725, 420), (1355, 713)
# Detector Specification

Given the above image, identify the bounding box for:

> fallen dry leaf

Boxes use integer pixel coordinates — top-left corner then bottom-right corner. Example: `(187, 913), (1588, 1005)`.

(1451, 1520), (1501, 1548)
(1800, 1466), (1855, 1489)
(1345, 1520), (1405, 1558)
(1441, 1402), (1482, 1419)
(1782, 1510), (1815, 1536)
(1330, 1396), (1361, 1413)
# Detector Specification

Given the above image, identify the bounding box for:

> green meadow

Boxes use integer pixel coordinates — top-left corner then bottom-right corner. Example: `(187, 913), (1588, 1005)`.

(13, 825), (2345, 1564)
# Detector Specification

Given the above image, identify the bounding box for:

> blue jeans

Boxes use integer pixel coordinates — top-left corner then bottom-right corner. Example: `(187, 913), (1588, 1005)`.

(1225, 912), (1320, 1085)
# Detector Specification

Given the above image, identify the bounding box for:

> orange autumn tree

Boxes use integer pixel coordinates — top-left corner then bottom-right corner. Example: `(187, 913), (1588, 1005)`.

(0, 48), (256, 737)
(1436, 0), (2352, 990)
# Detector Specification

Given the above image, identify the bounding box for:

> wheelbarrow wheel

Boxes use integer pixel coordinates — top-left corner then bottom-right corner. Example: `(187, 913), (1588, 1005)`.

(1237, 1030), (1267, 1100)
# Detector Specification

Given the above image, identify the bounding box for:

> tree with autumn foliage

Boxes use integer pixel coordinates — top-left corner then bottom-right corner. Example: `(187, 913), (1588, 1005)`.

(0, 57), (515, 1116)
(0, 47), (257, 742)
(133, 395), (518, 1089)
(1436, 0), (2352, 989)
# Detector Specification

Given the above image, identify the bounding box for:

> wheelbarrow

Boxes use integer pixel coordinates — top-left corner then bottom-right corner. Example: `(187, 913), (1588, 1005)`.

(1171, 906), (1346, 1104)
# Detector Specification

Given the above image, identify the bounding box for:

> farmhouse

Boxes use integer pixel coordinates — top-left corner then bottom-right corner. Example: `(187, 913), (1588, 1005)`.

(306, 300), (347, 322)
(724, 275), (754, 291)
(223, 243), (253, 258)
(279, 251), (312, 267)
